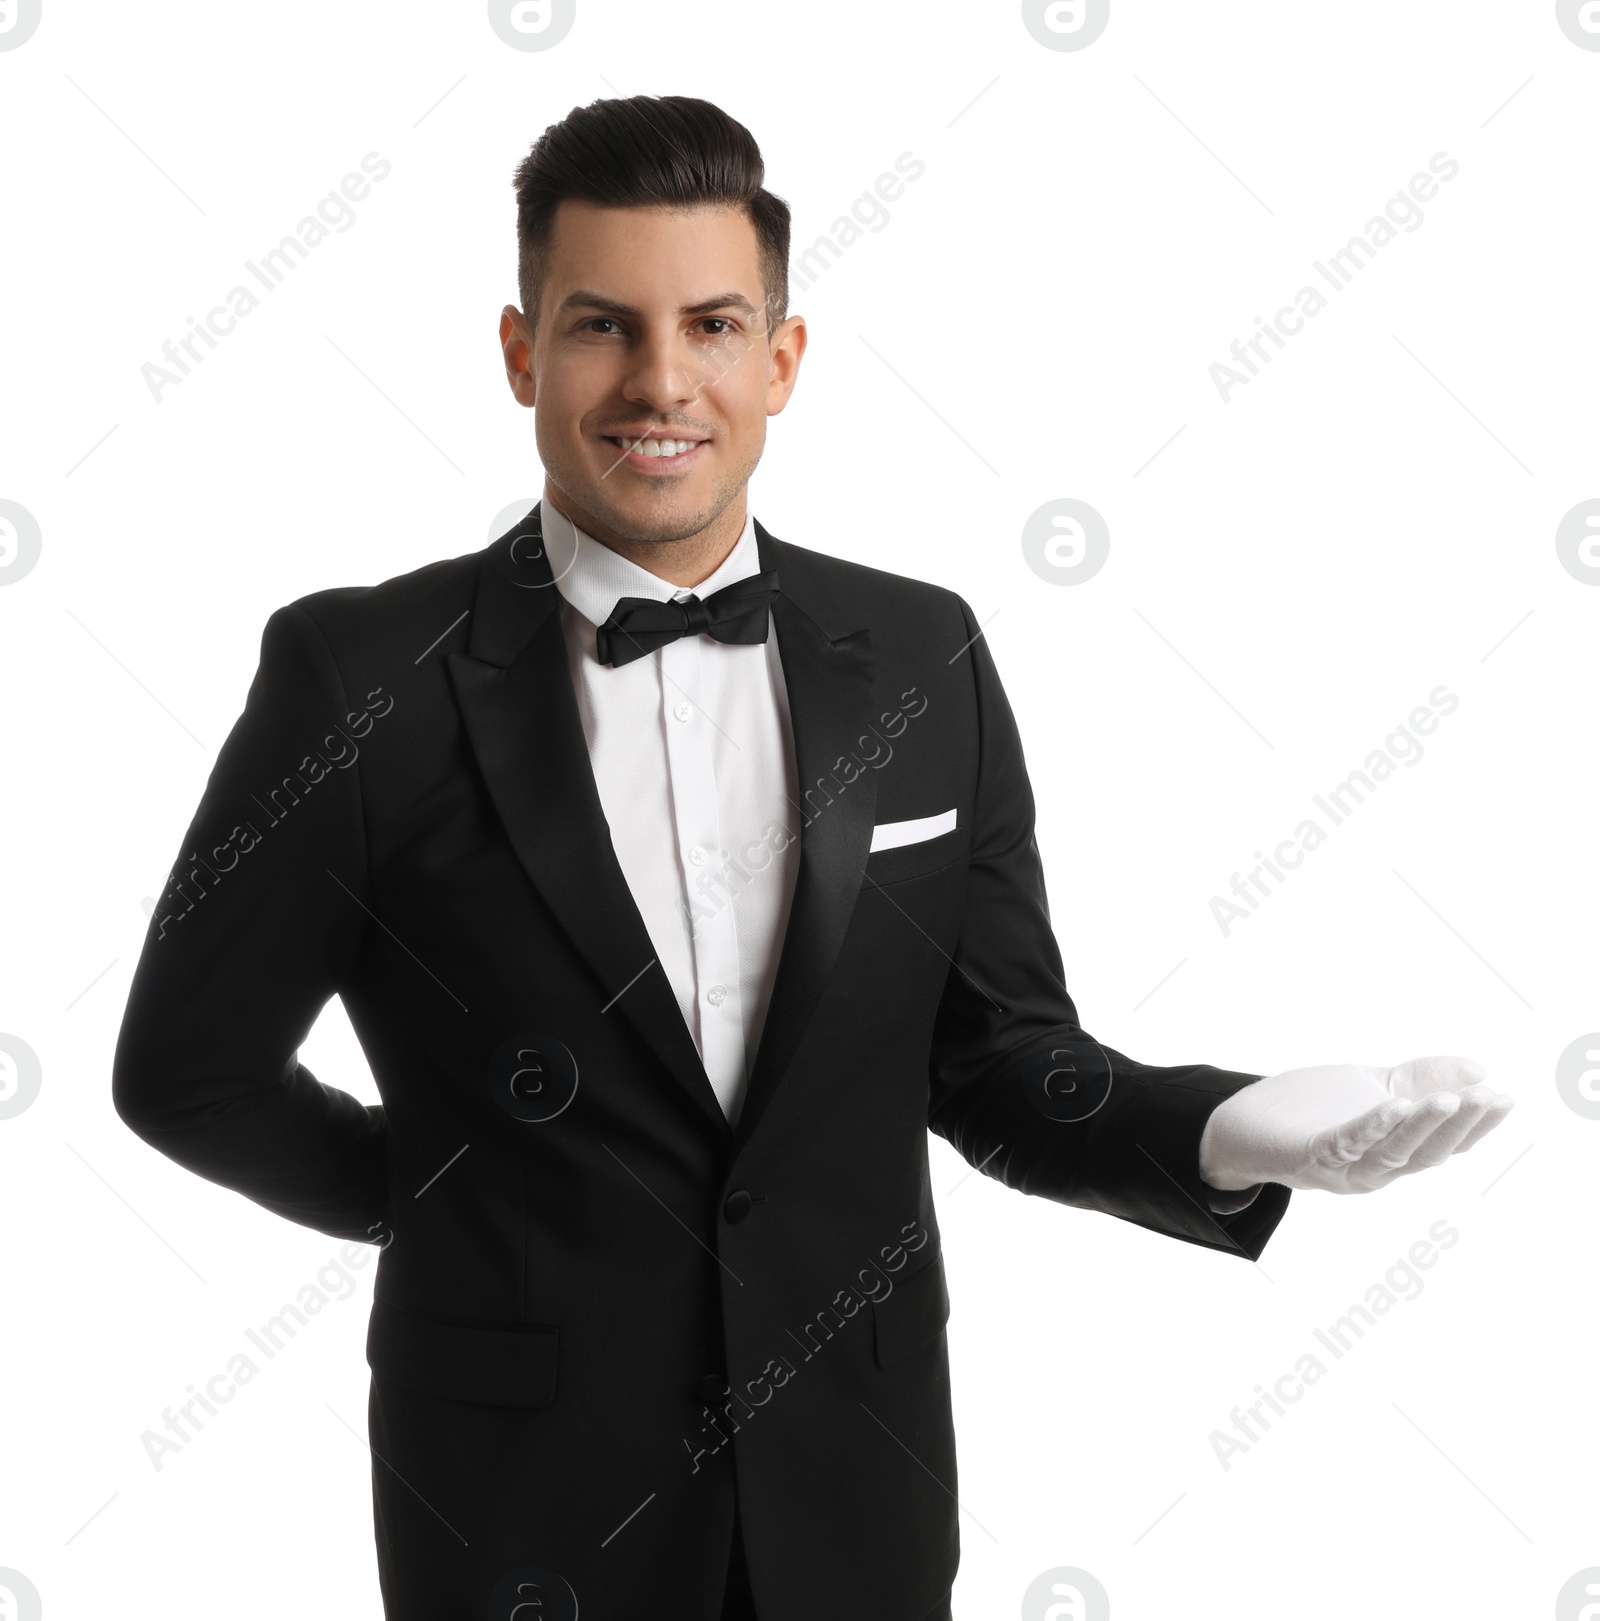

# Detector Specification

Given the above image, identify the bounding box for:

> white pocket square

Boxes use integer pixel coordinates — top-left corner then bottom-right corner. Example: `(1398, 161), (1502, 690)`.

(869, 808), (958, 853)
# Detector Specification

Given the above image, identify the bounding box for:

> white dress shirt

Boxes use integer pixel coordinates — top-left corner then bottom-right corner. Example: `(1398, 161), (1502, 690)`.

(544, 501), (800, 1126)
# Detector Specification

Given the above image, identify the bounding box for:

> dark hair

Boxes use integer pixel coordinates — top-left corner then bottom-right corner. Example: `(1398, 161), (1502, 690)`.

(512, 95), (790, 339)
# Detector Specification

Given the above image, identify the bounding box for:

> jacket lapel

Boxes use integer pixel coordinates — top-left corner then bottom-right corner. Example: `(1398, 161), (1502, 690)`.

(446, 504), (728, 1137)
(734, 522), (878, 1154)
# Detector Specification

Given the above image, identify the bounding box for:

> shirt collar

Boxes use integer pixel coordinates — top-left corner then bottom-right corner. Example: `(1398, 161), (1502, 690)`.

(543, 499), (760, 630)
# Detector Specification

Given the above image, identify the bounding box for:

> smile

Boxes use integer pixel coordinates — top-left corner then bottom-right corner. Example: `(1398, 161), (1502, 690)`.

(603, 434), (708, 472)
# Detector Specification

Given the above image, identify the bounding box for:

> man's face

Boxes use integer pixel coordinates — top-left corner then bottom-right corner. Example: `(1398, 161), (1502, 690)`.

(500, 201), (805, 546)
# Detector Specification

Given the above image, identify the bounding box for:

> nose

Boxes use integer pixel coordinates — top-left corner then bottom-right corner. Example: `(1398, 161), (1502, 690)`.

(621, 322), (719, 417)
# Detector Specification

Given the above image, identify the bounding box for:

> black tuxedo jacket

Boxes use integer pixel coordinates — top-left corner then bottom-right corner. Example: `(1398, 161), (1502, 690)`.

(113, 503), (1289, 1621)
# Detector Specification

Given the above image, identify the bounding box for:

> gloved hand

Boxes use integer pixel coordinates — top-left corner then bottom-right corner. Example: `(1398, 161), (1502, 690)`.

(1197, 1056), (1514, 1195)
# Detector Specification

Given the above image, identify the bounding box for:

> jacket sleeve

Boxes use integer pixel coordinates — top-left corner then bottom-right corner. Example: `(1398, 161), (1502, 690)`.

(112, 603), (390, 1245)
(926, 599), (1289, 1261)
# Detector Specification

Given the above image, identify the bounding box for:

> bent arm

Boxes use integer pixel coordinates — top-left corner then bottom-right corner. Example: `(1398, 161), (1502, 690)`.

(112, 604), (389, 1244)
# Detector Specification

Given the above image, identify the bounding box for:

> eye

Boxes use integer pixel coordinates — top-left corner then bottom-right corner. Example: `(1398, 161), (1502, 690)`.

(581, 317), (622, 335)
(699, 317), (735, 336)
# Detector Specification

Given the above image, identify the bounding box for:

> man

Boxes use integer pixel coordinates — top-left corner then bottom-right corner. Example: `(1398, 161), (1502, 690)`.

(113, 95), (1513, 1621)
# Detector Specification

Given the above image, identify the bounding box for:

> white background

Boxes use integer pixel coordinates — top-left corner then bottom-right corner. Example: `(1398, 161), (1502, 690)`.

(1, 2), (1595, 1617)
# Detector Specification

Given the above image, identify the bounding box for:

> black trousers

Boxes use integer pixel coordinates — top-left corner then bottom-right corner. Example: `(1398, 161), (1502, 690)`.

(720, 1507), (952, 1620)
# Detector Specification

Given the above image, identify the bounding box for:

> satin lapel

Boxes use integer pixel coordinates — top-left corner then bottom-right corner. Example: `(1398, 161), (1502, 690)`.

(735, 537), (877, 1154)
(446, 505), (727, 1137)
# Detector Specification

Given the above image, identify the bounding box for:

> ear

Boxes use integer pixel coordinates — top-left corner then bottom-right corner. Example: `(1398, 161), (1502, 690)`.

(500, 306), (537, 408)
(765, 313), (807, 417)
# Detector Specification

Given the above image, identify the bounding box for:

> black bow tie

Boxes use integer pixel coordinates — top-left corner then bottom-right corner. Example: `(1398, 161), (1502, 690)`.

(595, 570), (780, 667)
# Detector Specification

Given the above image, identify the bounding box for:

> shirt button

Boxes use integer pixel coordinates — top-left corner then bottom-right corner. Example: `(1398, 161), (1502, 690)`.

(673, 700), (694, 722)
(688, 846), (707, 867)
(706, 984), (728, 1007)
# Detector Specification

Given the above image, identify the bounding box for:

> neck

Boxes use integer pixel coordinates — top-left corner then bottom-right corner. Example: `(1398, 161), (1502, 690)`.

(543, 481), (747, 589)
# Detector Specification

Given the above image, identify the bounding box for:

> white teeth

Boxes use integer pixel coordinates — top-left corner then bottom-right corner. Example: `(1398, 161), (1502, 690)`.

(624, 437), (698, 458)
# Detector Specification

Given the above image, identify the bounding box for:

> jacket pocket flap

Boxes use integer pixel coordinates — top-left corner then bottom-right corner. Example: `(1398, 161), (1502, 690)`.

(872, 1256), (950, 1368)
(367, 1297), (558, 1408)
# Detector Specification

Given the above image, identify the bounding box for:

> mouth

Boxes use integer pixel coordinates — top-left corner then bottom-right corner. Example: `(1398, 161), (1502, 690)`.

(600, 432), (709, 475)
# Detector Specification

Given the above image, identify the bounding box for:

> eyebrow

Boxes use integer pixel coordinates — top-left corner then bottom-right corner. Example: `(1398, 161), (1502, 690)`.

(558, 289), (762, 320)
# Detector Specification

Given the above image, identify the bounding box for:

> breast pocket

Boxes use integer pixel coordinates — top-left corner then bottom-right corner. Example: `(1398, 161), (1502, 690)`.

(864, 809), (962, 887)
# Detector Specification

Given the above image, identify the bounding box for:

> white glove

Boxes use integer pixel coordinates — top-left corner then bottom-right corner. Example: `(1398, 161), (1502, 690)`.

(1198, 1056), (1514, 1196)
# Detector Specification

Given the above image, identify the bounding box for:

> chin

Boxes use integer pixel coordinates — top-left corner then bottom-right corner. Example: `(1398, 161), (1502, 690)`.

(613, 501), (721, 546)
(580, 486), (719, 547)
(545, 444), (749, 546)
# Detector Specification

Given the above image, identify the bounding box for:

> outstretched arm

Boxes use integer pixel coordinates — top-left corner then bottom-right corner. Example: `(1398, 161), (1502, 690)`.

(927, 600), (1290, 1261)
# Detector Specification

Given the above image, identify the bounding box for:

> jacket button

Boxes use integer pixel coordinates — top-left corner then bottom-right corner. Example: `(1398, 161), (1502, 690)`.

(723, 1189), (754, 1224)
(695, 1372), (728, 1404)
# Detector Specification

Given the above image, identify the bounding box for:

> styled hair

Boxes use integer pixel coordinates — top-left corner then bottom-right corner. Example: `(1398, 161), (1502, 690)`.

(511, 95), (790, 339)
